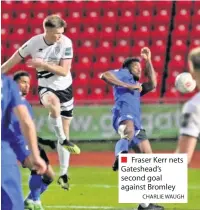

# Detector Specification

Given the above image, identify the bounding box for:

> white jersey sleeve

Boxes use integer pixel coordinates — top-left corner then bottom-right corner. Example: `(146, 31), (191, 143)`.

(18, 38), (34, 58)
(180, 93), (200, 138)
(61, 37), (73, 59)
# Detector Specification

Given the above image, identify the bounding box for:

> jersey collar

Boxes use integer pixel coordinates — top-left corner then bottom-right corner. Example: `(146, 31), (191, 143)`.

(43, 36), (54, 46)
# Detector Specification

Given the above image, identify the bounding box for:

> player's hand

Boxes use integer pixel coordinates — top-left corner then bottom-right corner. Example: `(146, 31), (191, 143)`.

(26, 58), (45, 70)
(32, 156), (47, 175)
(141, 47), (151, 61)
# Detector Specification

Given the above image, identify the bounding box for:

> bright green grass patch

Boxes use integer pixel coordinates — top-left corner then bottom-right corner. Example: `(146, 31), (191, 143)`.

(22, 167), (200, 210)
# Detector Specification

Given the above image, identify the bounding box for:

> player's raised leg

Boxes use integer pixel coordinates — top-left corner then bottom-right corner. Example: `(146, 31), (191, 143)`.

(137, 140), (152, 153)
(40, 91), (80, 154)
(115, 120), (135, 155)
(61, 112), (80, 154)
(134, 129), (153, 154)
(113, 120), (135, 171)
(41, 91), (65, 142)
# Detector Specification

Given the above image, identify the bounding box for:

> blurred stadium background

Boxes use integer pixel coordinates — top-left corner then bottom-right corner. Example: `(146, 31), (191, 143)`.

(2, 0), (200, 143)
(2, 1), (200, 209)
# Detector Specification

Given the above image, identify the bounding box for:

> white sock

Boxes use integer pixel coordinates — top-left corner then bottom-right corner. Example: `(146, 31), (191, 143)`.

(57, 141), (70, 176)
(140, 203), (149, 208)
(26, 199), (33, 202)
(49, 115), (66, 143)
(34, 200), (41, 204)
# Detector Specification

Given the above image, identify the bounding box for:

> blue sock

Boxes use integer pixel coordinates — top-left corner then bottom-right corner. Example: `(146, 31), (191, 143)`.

(28, 172), (42, 201)
(115, 138), (128, 156)
(26, 177), (53, 200)
(40, 182), (49, 195)
(40, 177), (53, 195)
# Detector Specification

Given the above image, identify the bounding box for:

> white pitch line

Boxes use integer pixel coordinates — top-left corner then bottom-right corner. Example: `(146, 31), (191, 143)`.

(21, 183), (200, 190)
(22, 183), (117, 188)
(45, 205), (135, 210)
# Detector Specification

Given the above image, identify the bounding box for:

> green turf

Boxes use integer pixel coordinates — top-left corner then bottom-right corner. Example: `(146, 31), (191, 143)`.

(22, 166), (200, 210)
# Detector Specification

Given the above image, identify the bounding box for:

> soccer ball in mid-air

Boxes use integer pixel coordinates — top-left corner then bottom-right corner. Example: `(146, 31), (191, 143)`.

(175, 72), (196, 93)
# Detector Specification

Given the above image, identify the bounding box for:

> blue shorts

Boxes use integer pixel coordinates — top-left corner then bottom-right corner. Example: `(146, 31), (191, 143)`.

(11, 139), (30, 164)
(1, 165), (24, 210)
(112, 101), (141, 133)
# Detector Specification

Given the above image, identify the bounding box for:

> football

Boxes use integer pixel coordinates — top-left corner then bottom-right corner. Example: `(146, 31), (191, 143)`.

(175, 72), (196, 93)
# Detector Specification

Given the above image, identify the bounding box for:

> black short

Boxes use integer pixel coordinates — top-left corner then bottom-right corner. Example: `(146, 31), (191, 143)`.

(22, 145), (49, 168)
(38, 85), (73, 104)
(38, 85), (74, 117)
(136, 129), (148, 141)
(39, 145), (49, 165)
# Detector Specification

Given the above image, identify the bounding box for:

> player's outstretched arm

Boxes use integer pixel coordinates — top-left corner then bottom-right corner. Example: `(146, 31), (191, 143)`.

(1, 51), (23, 74)
(100, 71), (128, 87)
(100, 71), (141, 91)
(14, 105), (47, 174)
(140, 47), (157, 96)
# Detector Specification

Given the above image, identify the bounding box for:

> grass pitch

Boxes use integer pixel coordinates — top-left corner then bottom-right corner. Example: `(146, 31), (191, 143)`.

(22, 166), (200, 210)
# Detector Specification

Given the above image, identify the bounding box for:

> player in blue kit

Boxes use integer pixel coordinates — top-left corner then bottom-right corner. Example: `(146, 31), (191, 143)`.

(101, 47), (164, 210)
(9, 72), (33, 169)
(1, 74), (46, 210)
(9, 71), (55, 210)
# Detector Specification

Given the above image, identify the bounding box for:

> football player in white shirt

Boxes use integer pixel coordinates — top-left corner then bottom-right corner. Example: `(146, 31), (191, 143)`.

(1, 14), (80, 190)
(176, 47), (200, 164)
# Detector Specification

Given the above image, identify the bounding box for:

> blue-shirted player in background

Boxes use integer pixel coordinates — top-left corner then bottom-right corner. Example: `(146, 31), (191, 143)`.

(9, 71), (56, 210)
(1, 74), (46, 210)
(9, 72), (33, 169)
(101, 47), (164, 210)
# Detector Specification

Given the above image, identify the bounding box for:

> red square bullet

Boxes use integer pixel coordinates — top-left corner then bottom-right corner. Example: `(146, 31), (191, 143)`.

(121, 156), (127, 163)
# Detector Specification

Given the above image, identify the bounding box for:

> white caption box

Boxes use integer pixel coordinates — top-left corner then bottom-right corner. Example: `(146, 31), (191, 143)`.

(119, 154), (187, 203)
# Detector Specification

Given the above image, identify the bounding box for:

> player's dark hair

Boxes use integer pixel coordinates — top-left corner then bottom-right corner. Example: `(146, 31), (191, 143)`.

(13, 71), (30, 81)
(122, 57), (140, 69)
(188, 47), (200, 71)
(43, 14), (67, 29)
